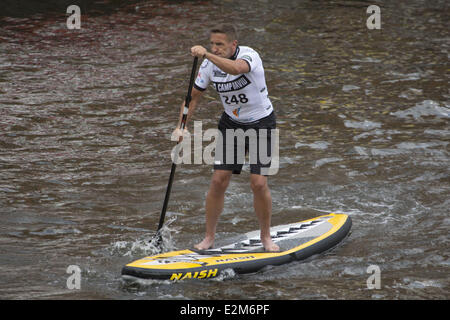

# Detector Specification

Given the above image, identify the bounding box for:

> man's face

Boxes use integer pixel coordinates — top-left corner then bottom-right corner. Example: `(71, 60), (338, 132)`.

(209, 32), (237, 58)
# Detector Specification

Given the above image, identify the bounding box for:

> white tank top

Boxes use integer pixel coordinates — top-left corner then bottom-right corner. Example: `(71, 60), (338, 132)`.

(194, 46), (273, 123)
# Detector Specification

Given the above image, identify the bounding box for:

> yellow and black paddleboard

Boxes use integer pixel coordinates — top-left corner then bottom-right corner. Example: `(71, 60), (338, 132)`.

(122, 213), (351, 281)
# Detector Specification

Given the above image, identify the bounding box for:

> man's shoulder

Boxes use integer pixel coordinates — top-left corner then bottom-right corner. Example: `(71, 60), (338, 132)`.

(237, 46), (262, 70)
(238, 46), (260, 56)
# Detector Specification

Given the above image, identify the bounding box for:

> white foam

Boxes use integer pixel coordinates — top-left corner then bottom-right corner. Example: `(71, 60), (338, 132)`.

(391, 100), (449, 121)
(295, 141), (330, 150)
(110, 217), (178, 257)
(342, 85), (360, 92)
(344, 120), (382, 130)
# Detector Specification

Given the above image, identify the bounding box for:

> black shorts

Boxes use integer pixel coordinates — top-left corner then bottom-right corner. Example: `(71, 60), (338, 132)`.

(214, 112), (276, 176)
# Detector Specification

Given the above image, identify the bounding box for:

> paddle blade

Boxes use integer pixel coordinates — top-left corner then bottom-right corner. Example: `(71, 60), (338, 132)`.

(149, 216), (178, 252)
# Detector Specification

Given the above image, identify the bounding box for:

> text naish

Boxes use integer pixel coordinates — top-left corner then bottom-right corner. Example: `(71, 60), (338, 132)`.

(215, 255), (255, 263)
(213, 75), (251, 93)
(170, 268), (218, 281)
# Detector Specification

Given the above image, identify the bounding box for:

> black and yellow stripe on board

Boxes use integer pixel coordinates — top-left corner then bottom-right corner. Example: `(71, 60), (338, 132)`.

(121, 213), (352, 281)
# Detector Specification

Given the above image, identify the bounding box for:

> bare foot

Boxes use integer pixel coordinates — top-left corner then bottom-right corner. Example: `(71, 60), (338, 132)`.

(261, 237), (280, 252)
(194, 237), (214, 250)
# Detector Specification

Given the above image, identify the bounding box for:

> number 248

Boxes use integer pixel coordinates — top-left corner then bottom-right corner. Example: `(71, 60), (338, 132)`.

(222, 94), (248, 104)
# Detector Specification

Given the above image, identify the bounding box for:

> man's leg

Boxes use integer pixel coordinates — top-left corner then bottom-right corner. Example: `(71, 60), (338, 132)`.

(194, 169), (232, 250)
(250, 173), (280, 252)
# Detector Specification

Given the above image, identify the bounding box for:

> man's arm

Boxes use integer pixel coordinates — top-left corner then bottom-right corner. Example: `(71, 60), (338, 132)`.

(191, 45), (249, 76)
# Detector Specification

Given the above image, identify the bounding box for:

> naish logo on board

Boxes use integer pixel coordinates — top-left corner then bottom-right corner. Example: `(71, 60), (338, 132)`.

(170, 268), (218, 281)
(212, 75), (251, 93)
(215, 255), (255, 263)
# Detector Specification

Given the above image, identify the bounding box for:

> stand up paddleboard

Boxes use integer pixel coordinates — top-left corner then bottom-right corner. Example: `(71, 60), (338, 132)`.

(122, 213), (351, 281)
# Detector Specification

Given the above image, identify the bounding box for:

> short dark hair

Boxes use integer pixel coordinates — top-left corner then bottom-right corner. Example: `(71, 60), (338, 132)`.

(210, 24), (238, 42)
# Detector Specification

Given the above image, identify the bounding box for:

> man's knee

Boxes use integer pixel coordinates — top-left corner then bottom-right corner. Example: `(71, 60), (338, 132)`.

(250, 175), (268, 193)
(210, 171), (231, 193)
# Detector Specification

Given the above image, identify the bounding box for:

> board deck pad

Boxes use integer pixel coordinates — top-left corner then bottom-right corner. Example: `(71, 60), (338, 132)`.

(196, 218), (328, 254)
(122, 213), (352, 281)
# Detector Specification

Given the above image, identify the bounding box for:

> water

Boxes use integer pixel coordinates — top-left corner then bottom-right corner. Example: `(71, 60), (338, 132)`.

(0, 0), (448, 299)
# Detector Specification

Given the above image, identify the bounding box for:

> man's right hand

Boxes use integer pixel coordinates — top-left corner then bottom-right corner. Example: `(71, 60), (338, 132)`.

(171, 127), (189, 143)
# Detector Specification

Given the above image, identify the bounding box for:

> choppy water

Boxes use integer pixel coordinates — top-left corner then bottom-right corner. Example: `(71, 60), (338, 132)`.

(0, 0), (448, 299)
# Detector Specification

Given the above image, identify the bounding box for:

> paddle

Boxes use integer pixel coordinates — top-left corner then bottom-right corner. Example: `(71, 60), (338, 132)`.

(153, 56), (199, 246)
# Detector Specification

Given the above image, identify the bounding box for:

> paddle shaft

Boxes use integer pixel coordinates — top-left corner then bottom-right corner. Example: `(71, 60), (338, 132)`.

(157, 57), (198, 233)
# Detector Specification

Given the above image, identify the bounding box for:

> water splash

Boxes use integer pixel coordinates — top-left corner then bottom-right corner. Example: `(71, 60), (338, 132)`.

(120, 275), (173, 291)
(110, 217), (179, 257)
(211, 268), (236, 282)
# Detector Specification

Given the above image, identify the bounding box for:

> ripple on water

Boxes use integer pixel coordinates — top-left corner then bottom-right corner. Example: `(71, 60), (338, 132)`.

(391, 100), (450, 121)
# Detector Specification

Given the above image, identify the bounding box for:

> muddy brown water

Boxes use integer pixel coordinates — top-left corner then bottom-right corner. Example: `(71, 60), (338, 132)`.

(0, 0), (448, 299)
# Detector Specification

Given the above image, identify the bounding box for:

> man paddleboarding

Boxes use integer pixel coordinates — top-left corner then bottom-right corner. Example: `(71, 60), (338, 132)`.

(174, 24), (279, 252)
